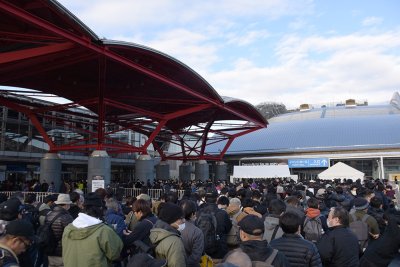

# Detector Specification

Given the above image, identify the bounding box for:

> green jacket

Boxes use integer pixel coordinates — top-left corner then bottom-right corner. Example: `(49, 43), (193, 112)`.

(150, 220), (186, 267)
(62, 213), (123, 267)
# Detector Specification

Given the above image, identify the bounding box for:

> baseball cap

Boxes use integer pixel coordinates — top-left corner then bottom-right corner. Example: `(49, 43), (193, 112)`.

(238, 214), (264, 236)
(5, 219), (35, 241)
(0, 198), (22, 221)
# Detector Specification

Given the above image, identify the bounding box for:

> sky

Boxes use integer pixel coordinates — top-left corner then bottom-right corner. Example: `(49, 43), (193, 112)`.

(56, 0), (400, 109)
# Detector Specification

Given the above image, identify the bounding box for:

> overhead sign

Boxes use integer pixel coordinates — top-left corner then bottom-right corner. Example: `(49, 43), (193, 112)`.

(288, 158), (329, 168)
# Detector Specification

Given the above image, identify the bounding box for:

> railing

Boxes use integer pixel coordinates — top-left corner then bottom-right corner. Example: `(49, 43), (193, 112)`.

(0, 188), (186, 201)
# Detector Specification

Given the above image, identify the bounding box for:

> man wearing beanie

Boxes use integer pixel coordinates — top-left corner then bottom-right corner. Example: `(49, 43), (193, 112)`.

(62, 192), (123, 267)
(349, 197), (380, 251)
(149, 202), (187, 267)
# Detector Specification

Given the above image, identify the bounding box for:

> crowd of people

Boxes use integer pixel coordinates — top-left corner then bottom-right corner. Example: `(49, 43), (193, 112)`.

(0, 177), (399, 267)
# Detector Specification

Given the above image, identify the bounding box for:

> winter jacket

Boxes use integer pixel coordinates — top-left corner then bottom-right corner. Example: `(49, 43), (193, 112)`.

(62, 213), (123, 267)
(367, 206), (386, 234)
(270, 233), (323, 267)
(316, 225), (359, 267)
(360, 213), (400, 266)
(149, 219), (186, 267)
(349, 209), (380, 236)
(105, 209), (126, 238)
(180, 220), (204, 267)
(198, 203), (232, 259)
(124, 213), (157, 248)
(240, 240), (291, 267)
(0, 243), (19, 267)
(263, 215), (284, 242)
(45, 205), (73, 256)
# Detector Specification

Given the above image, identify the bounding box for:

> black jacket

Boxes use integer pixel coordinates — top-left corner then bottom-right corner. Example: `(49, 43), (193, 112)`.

(240, 240), (290, 267)
(45, 205), (73, 256)
(124, 213), (157, 247)
(316, 225), (359, 267)
(198, 203), (232, 259)
(270, 233), (322, 267)
(360, 214), (400, 267)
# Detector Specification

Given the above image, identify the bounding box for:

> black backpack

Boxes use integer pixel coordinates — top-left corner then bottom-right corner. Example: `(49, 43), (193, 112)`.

(195, 209), (219, 255)
(21, 204), (40, 231)
(36, 212), (63, 254)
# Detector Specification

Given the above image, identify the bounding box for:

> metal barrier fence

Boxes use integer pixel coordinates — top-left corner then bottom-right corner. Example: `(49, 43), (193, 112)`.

(1, 188), (186, 201)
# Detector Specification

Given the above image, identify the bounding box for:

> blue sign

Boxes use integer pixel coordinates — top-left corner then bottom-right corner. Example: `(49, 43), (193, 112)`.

(288, 158), (329, 168)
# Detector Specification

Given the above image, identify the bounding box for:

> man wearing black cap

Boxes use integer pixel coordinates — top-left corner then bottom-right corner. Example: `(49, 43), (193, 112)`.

(0, 198), (23, 235)
(236, 215), (290, 267)
(62, 193), (123, 267)
(0, 220), (35, 266)
(196, 188), (231, 260)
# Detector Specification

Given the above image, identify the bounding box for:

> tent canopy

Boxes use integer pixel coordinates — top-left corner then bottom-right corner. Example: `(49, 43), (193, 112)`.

(318, 162), (365, 180)
(232, 165), (291, 179)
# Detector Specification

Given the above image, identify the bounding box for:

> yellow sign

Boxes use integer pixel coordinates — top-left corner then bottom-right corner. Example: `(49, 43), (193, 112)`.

(389, 173), (400, 182)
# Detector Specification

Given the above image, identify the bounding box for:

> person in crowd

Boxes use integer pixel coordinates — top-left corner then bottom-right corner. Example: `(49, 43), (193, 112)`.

(270, 212), (322, 267)
(316, 206), (359, 267)
(149, 202), (186, 267)
(0, 220), (35, 267)
(360, 209), (400, 266)
(252, 190), (268, 216)
(43, 194), (58, 210)
(236, 214), (290, 267)
(68, 192), (83, 220)
(285, 196), (305, 221)
(367, 196), (386, 234)
(263, 199), (286, 242)
(45, 194), (74, 267)
(226, 197), (246, 248)
(374, 182), (390, 210)
(179, 199), (204, 267)
(123, 199), (157, 253)
(219, 249), (252, 267)
(349, 197), (380, 248)
(217, 196), (229, 211)
(105, 198), (126, 238)
(197, 188), (232, 260)
(302, 197), (328, 242)
(241, 198), (262, 218)
(62, 192), (123, 267)
(0, 198), (23, 235)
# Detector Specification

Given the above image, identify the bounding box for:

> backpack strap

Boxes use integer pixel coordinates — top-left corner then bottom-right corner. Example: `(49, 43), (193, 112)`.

(271, 225), (280, 241)
(361, 214), (369, 223)
(144, 218), (154, 227)
(47, 212), (64, 226)
(350, 213), (357, 222)
(264, 249), (278, 265)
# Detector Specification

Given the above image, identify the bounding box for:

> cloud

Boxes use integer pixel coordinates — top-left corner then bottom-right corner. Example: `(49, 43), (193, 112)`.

(362, 16), (384, 27)
(207, 31), (400, 108)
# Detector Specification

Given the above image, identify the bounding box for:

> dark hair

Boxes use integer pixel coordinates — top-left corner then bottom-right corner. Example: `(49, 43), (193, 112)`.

(285, 196), (300, 207)
(132, 199), (151, 217)
(252, 190), (262, 199)
(242, 198), (255, 208)
(307, 197), (319, 209)
(227, 188), (237, 198)
(280, 212), (301, 234)
(180, 200), (197, 220)
(370, 196), (383, 209)
(140, 186), (149, 194)
(84, 205), (104, 220)
(217, 196), (229, 206)
(335, 186), (343, 194)
(95, 188), (107, 200)
(24, 193), (36, 204)
(268, 199), (286, 215)
(165, 192), (178, 204)
(331, 206), (349, 227)
(70, 192), (80, 203)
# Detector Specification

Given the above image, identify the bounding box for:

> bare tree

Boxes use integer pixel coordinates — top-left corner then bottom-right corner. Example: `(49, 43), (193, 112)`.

(255, 102), (288, 120)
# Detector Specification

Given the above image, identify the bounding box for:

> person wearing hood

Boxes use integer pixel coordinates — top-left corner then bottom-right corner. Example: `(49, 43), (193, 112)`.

(302, 197), (328, 242)
(62, 193), (123, 267)
(149, 202), (186, 267)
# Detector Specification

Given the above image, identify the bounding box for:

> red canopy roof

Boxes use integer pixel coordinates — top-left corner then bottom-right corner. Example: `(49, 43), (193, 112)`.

(0, 0), (267, 160)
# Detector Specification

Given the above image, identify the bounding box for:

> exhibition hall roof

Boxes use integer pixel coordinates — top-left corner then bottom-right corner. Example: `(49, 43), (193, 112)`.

(0, 0), (266, 160)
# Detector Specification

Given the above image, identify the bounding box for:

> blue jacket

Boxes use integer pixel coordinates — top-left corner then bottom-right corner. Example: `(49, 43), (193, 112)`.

(105, 209), (126, 238)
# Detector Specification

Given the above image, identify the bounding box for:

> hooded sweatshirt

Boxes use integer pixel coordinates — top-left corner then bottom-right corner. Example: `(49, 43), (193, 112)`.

(263, 215), (284, 242)
(62, 213), (123, 267)
(149, 219), (186, 267)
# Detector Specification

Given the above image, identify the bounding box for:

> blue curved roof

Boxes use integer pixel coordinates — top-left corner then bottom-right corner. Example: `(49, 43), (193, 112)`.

(207, 109), (400, 155)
